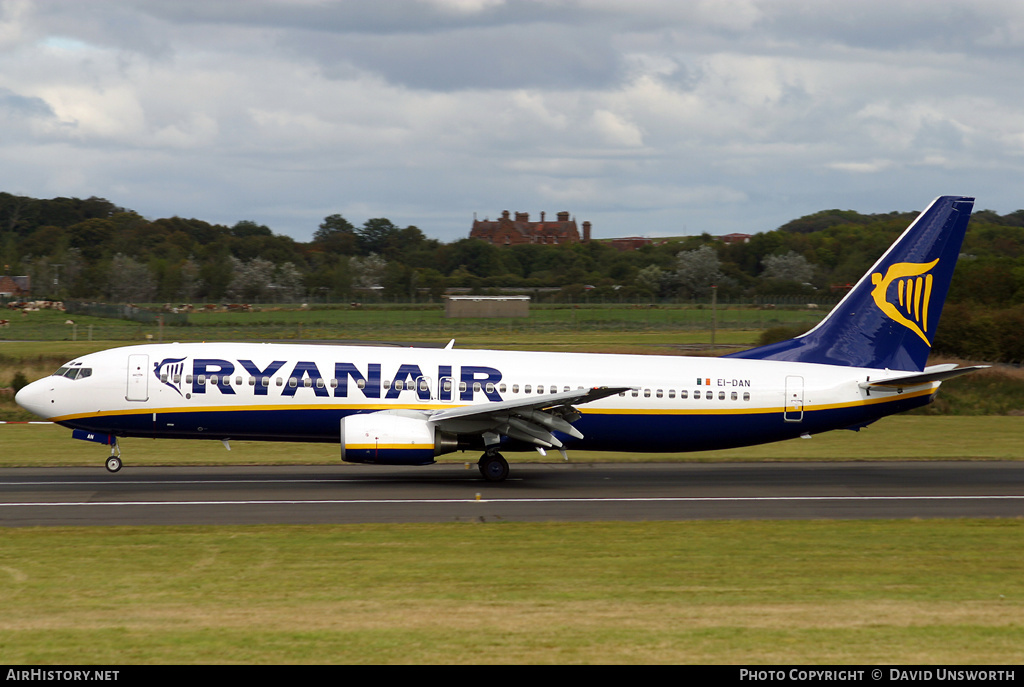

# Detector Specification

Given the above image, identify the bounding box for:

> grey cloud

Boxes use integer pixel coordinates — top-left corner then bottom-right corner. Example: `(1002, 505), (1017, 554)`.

(0, 88), (55, 118)
(292, 23), (623, 91)
(757, 1), (1021, 53)
(117, 0), (561, 35)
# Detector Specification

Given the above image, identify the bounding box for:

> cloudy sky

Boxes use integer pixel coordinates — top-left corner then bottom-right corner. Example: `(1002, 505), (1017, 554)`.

(1, 0), (1022, 243)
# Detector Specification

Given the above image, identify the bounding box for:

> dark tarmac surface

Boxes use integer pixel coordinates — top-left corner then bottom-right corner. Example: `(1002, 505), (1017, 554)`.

(1, 461), (1022, 527)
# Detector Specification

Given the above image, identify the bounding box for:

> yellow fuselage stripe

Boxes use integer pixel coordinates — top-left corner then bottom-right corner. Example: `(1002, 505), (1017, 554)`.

(47, 387), (934, 423)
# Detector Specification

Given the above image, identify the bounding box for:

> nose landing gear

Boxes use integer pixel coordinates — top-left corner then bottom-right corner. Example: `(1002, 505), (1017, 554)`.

(71, 430), (124, 473)
(105, 439), (122, 473)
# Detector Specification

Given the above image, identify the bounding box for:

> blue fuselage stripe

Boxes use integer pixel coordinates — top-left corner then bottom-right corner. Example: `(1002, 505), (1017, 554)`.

(58, 393), (931, 452)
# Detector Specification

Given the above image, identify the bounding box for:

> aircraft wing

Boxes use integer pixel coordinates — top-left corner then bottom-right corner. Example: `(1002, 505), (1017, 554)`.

(859, 364), (989, 391)
(427, 386), (630, 450)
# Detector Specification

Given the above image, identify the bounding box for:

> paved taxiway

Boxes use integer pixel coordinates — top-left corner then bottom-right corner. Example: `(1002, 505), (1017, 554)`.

(1, 461), (1022, 526)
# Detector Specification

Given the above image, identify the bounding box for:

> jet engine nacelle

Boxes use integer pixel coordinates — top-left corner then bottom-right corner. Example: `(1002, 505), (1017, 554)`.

(340, 412), (458, 465)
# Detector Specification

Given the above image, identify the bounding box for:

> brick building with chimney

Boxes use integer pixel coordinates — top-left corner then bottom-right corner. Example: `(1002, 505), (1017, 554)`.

(470, 210), (591, 246)
(0, 275), (29, 299)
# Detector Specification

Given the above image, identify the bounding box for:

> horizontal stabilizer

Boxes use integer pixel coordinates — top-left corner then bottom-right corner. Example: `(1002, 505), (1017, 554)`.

(859, 364), (988, 391)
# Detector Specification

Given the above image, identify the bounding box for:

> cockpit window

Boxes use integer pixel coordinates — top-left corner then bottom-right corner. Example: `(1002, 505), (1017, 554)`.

(51, 366), (92, 380)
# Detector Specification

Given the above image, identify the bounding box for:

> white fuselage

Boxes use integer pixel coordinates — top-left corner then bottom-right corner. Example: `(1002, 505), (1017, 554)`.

(16, 341), (937, 454)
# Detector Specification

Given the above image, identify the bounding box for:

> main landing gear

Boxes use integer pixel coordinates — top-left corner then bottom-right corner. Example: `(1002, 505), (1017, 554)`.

(478, 451), (509, 482)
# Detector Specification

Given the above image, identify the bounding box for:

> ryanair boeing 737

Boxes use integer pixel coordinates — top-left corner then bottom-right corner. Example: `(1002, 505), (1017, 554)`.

(15, 196), (983, 481)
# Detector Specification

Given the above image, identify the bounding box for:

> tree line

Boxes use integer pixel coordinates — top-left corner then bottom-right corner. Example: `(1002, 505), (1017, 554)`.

(3, 191), (1024, 315)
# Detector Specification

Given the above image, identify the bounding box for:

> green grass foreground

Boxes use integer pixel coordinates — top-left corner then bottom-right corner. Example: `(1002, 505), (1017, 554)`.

(0, 416), (1022, 468)
(0, 520), (1020, 664)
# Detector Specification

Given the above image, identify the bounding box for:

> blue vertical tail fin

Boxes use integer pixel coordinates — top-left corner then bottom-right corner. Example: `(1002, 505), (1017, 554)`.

(724, 195), (974, 371)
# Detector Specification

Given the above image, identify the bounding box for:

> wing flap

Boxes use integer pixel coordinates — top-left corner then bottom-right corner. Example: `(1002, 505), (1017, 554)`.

(428, 386), (629, 449)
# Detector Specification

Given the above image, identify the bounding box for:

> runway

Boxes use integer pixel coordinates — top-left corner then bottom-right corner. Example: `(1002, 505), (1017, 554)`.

(1, 461), (1022, 526)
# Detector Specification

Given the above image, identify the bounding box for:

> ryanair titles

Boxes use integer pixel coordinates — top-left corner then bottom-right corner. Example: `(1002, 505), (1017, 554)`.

(155, 357), (503, 402)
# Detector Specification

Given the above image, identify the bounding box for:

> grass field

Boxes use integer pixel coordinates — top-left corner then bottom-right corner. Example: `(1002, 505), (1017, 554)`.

(0, 303), (825, 343)
(0, 520), (1020, 664)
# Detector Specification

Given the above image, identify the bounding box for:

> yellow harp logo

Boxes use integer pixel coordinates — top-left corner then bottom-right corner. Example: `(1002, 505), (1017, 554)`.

(870, 259), (939, 345)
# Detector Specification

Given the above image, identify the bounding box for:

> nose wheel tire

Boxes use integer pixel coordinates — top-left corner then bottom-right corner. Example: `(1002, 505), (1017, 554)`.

(478, 452), (509, 482)
(105, 456), (122, 473)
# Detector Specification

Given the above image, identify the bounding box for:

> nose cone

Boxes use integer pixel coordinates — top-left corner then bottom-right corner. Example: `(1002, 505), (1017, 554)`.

(15, 379), (54, 420)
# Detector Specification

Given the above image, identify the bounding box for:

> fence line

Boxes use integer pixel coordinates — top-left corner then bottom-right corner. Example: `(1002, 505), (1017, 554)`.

(64, 301), (188, 325)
